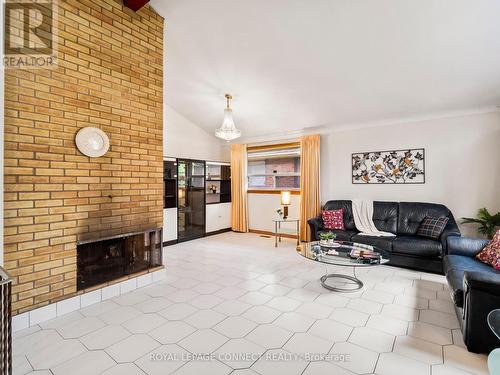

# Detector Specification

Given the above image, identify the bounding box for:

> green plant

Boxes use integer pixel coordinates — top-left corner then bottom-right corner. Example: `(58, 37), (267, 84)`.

(319, 231), (337, 241)
(461, 208), (500, 239)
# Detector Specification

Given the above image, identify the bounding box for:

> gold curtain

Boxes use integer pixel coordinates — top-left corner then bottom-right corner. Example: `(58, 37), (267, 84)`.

(230, 144), (249, 232)
(299, 134), (321, 241)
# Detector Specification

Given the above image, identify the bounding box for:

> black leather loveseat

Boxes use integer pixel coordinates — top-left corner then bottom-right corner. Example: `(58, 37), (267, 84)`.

(444, 236), (500, 353)
(308, 200), (461, 274)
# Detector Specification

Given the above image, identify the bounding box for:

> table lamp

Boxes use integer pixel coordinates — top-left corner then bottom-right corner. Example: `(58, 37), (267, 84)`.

(281, 191), (291, 219)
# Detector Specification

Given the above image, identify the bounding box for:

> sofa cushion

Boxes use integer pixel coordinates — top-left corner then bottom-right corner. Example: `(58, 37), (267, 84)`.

(444, 254), (500, 307)
(323, 200), (356, 230)
(417, 216), (449, 240)
(398, 202), (450, 236)
(322, 209), (345, 230)
(476, 229), (500, 270)
(351, 234), (394, 253)
(319, 230), (357, 242)
(373, 201), (398, 234)
(392, 235), (442, 257)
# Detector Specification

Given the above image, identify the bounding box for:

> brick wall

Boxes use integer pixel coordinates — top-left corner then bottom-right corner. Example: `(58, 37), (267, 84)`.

(3, 0), (164, 314)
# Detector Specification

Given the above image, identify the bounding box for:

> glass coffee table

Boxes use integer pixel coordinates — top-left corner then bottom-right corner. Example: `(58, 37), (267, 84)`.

(487, 310), (500, 375)
(297, 241), (390, 292)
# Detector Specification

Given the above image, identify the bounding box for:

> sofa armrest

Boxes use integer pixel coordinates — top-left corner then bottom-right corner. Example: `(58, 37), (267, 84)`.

(440, 213), (461, 252)
(461, 270), (500, 353)
(307, 216), (324, 241)
(464, 271), (500, 296)
(447, 236), (490, 257)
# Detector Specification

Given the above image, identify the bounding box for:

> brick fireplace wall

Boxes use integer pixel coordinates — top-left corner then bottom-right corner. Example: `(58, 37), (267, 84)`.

(3, 0), (164, 314)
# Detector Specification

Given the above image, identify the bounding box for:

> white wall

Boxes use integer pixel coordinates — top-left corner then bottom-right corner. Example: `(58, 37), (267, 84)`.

(321, 111), (500, 237)
(164, 105), (230, 162)
(248, 193), (300, 233)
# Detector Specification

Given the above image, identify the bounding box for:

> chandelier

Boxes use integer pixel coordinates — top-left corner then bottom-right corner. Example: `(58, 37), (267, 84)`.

(215, 94), (241, 141)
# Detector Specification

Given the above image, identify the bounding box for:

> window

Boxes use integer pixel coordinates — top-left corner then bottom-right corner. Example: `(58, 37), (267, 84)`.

(247, 145), (301, 191)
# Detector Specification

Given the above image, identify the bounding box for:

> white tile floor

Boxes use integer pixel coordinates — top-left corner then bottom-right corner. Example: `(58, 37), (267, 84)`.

(13, 232), (490, 375)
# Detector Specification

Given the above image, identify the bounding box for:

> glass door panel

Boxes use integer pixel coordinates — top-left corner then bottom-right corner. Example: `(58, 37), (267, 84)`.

(177, 159), (206, 241)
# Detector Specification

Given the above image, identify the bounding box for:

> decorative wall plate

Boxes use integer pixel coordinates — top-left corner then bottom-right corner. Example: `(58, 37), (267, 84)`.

(75, 127), (110, 158)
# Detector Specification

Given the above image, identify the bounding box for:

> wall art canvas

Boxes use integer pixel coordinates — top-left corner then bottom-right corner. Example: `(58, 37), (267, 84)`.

(352, 148), (425, 184)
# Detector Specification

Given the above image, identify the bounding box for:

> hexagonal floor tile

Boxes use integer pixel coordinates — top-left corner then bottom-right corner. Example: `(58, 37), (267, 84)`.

(329, 308), (369, 327)
(122, 313), (166, 334)
(158, 303), (198, 320)
(215, 338), (266, 369)
(308, 319), (352, 342)
(173, 359), (232, 375)
(376, 352), (430, 375)
(178, 329), (228, 354)
(214, 300), (252, 316)
(52, 350), (115, 375)
(185, 309), (226, 329)
(393, 336), (443, 365)
(149, 321), (196, 344)
(246, 324), (293, 349)
(283, 333), (332, 357)
(366, 314), (408, 336)
(80, 325), (131, 350)
(101, 363), (146, 375)
(135, 344), (189, 375)
(27, 339), (87, 370)
(329, 342), (378, 374)
(273, 312), (315, 333)
(105, 334), (160, 363)
(348, 326), (395, 353)
(214, 316), (257, 338)
(407, 321), (452, 345)
(242, 305), (281, 324)
(251, 349), (308, 375)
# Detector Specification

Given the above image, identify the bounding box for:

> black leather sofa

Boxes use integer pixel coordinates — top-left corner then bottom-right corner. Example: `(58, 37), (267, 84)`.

(308, 200), (461, 274)
(444, 236), (500, 353)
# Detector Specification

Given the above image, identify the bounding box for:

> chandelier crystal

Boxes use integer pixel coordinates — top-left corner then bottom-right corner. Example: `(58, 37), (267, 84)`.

(215, 94), (241, 141)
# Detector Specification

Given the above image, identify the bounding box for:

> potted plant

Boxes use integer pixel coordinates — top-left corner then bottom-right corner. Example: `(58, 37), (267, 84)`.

(319, 231), (337, 245)
(461, 208), (500, 239)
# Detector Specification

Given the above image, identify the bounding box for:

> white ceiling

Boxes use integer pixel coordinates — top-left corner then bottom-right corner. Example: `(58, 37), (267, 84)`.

(150, 0), (500, 140)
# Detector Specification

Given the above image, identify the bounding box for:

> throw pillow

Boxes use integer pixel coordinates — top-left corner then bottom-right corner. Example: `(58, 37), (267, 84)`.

(476, 229), (500, 270)
(322, 209), (344, 230)
(416, 216), (449, 239)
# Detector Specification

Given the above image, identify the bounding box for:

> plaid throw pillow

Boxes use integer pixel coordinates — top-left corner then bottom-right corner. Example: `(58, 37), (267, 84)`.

(322, 209), (344, 230)
(416, 216), (449, 239)
(476, 229), (500, 270)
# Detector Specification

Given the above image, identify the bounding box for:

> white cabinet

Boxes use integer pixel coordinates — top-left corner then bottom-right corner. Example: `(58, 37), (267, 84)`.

(163, 208), (177, 242)
(206, 203), (231, 233)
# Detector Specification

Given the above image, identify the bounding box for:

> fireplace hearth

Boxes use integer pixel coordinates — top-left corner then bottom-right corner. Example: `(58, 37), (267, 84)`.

(77, 229), (162, 290)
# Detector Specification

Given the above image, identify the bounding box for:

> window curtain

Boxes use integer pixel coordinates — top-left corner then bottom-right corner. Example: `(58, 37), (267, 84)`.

(299, 134), (321, 241)
(230, 144), (249, 232)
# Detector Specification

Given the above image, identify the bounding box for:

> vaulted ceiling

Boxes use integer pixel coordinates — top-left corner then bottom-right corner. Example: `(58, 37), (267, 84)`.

(150, 0), (500, 140)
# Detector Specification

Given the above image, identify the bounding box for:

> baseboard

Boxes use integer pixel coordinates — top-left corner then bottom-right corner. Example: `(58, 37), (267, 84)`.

(249, 229), (297, 239)
(162, 239), (178, 247)
(205, 228), (232, 237)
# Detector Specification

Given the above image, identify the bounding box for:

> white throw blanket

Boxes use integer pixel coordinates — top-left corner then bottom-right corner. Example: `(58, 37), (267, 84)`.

(352, 200), (395, 237)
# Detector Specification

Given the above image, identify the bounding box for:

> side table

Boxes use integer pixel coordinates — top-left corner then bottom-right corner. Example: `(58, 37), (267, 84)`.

(272, 218), (300, 247)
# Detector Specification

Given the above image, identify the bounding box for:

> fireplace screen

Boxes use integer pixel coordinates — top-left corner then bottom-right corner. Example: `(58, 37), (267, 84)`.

(77, 229), (162, 290)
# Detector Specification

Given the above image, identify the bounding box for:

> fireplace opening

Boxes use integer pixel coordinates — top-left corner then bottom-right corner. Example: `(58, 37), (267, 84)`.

(77, 228), (162, 291)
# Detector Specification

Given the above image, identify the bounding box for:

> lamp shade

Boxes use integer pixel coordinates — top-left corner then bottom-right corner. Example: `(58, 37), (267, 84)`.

(281, 191), (291, 205)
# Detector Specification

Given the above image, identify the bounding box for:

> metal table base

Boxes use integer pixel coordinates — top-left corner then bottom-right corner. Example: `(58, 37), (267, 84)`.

(320, 267), (363, 292)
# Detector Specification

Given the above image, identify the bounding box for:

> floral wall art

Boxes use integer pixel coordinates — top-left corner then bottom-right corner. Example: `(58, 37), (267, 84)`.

(352, 148), (425, 184)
